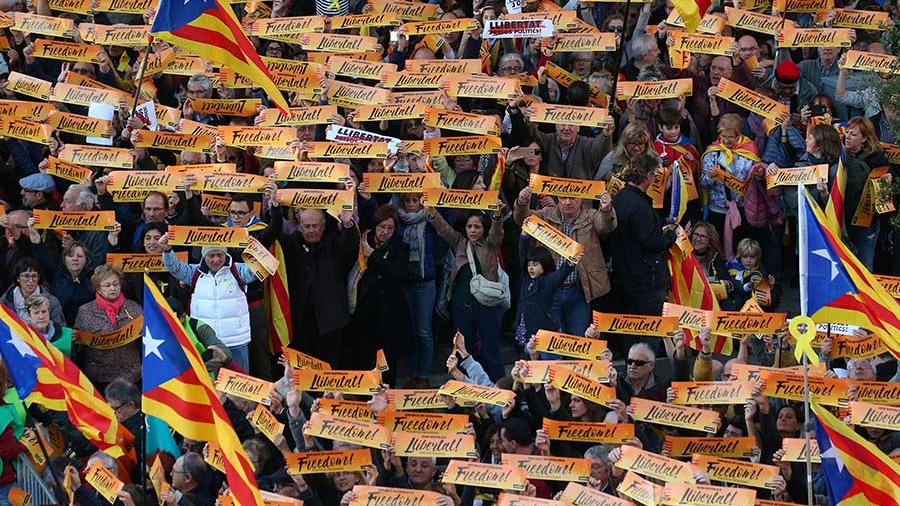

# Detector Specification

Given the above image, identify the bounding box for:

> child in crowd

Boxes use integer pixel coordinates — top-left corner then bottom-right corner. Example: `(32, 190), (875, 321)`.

(654, 107), (702, 224)
(514, 240), (574, 352)
(727, 238), (777, 310)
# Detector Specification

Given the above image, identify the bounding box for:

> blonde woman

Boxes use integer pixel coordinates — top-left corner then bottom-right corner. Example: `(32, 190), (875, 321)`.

(596, 121), (659, 180)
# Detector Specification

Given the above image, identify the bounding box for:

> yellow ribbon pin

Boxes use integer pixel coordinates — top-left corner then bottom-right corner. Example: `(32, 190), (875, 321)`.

(790, 315), (820, 365)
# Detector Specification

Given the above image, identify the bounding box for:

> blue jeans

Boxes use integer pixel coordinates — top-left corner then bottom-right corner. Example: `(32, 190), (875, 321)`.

(229, 344), (250, 372)
(406, 280), (436, 378)
(0, 482), (12, 506)
(452, 301), (505, 381)
(551, 285), (592, 336)
(848, 221), (880, 272)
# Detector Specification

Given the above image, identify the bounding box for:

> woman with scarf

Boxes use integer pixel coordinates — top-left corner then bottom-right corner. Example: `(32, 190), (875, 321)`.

(701, 113), (764, 258)
(688, 223), (732, 309)
(596, 121), (658, 180)
(73, 265), (142, 390)
(26, 294), (73, 357)
(0, 258), (65, 328)
(26, 222), (95, 325)
(396, 193), (439, 388)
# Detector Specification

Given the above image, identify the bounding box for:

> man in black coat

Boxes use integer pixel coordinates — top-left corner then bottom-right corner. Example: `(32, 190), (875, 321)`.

(607, 154), (677, 352)
(281, 208), (359, 368)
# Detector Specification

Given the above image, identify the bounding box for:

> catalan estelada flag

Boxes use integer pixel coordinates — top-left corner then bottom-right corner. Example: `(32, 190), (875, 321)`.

(813, 401), (900, 505)
(798, 187), (900, 358)
(142, 276), (263, 506)
(0, 304), (127, 457)
(667, 237), (732, 355)
(150, 0), (289, 112)
(673, 0), (710, 32)
(825, 148), (847, 235)
(669, 160), (688, 224)
(264, 241), (292, 353)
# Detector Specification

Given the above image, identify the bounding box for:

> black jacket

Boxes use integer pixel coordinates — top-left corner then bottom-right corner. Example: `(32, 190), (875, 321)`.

(608, 185), (677, 298)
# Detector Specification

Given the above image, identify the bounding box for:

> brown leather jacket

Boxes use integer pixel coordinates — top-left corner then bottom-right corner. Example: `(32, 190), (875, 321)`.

(428, 211), (504, 301)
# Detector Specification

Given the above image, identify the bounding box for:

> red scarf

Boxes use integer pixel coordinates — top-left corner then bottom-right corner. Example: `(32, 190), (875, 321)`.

(95, 292), (125, 327)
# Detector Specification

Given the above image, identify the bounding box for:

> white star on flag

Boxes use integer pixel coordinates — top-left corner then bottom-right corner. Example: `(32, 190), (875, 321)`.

(144, 327), (164, 360)
(821, 443), (845, 473)
(813, 249), (839, 281)
(7, 334), (36, 358)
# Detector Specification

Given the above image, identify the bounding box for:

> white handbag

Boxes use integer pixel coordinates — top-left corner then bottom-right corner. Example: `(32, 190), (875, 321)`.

(467, 242), (509, 308)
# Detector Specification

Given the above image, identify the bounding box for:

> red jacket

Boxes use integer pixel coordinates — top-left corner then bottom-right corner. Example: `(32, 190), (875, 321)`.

(0, 425), (25, 486)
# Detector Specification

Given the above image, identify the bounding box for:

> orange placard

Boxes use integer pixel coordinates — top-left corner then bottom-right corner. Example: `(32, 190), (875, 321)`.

(326, 80), (392, 108)
(306, 141), (390, 159)
(842, 50), (900, 75)
(190, 98), (261, 117)
(107, 171), (182, 193)
(760, 371), (848, 407)
(773, 0), (833, 12)
(349, 486), (442, 506)
(617, 471), (664, 506)
(257, 105), (337, 127)
(13, 11), (72, 36)
(853, 380), (900, 405)
(522, 215), (585, 264)
(215, 368), (273, 405)
(47, 111), (112, 138)
(516, 360), (610, 385)
(616, 79), (692, 100)
(533, 330), (607, 360)
(43, 157), (91, 184)
(218, 126), (297, 149)
(317, 399), (373, 422)
(249, 404), (285, 443)
(294, 369), (380, 395)
(368, 0), (439, 21)
(300, 33), (379, 52)
(765, 164), (829, 189)
(191, 172), (269, 194)
(32, 210), (116, 231)
(242, 237), (280, 281)
(849, 401), (900, 429)
(423, 135), (502, 156)
(354, 103), (428, 122)
(276, 189), (355, 214)
(831, 333), (885, 359)
(381, 411), (468, 433)
(405, 59), (481, 74)
(824, 8), (891, 29)
(503, 453), (591, 483)
(0, 118), (52, 144)
(527, 103), (609, 129)
(614, 445), (695, 483)
(84, 460), (124, 504)
(132, 131), (213, 152)
(780, 438), (820, 463)
(671, 31), (735, 56)
(50, 82), (125, 108)
(285, 449), (372, 474)
(33, 39), (102, 63)
(552, 32), (617, 52)
(630, 397), (721, 433)
(281, 348), (331, 371)
(671, 381), (755, 405)
(548, 365), (615, 406)
(386, 389), (453, 410)
(59, 144), (133, 169)
(362, 172), (443, 193)
(664, 436), (756, 458)
(380, 71), (447, 90)
(692, 454), (780, 489)
(542, 419), (634, 445)
(392, 432), (478, 458)
(716, 78), (789, 123)
(306, 412), (390, 450)
(0, 99), (55, 122)
(422, 188), (500, 211)
(401, 18), (477, 35)
(331, 12), (401, 29)
(168, 225), (250, 248)
(708, 311), (787, 335)
(725, 7), (792, 35)
(72, 316), (143, 349)
(106, 252), (188, 273)
(443, 76), (520, 100)
(528, 174), (607, 200)
(251, 16), (325, 40)
(592, 311), (679, 337)
(663, 482), (757, 505)
(778, 26), (851, 48)
(274, 161), (350, 183)
(560, 484), (632, 505)
(438, 379), (515, 408)
(6, 72), (52, 101)
(424, 108), (500, 136)
(730, 362), (825, 382)
(662, 302), (712, 331)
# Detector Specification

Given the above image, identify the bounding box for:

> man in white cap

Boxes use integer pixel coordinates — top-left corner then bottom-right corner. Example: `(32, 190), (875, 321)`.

(159, 234), (256, 372)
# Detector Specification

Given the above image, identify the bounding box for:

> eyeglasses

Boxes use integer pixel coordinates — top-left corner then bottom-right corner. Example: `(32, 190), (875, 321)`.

(110, 402), (128, 412)
(229, 209), (250, 217)
(19, 273), (38, 280)
(626, 358), (651, 367)
(609, 26), (623, 33)
(499, 65), (523, 73)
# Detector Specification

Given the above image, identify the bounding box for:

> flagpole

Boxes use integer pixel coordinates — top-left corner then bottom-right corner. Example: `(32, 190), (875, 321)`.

(803, 352), (813, 506)
(33, 423), (66, 503)
(609, 0), (635, 115)
(130, 36), (155, 118)
(140, 414), (147, 504)
(797, 186), (814, 506)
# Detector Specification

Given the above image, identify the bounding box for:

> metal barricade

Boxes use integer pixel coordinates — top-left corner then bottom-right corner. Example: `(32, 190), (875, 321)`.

(15, 454), (56, 505)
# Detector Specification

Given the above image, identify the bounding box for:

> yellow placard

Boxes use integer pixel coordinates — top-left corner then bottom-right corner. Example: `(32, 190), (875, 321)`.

(132, 131), (213, 152)
(191, 173), (269, 194)
(249, 403), (284, 444)
(548, 365), (615, 406)
(215, 368), (273, 405)
(615, 445), (695, 483)
(533, 330), (607, 360)
(392, 432), (478, 458)
(423, 135), (502, 156)
(163, 55), (208, 76)
(522, 214), (585, 264)
(349, 486), (442, 506)
(664, 436), (756, 458)
(218, 126), (297, 149)
(381, 411), (468, 434)
(824, 8), (891, 29)
(527, 103), (609, 129)
(692, 454), (780, 489)
(503, 453), (591, 483)
(842, 49), (900, 75)
(276, 189), (355, 214)
(529, 174), (607, 200)
(717, 78), (789, 123)
(258, 106), (337, 127)
(663, 302), (712, 331)
(0, 99), (55, 122)
(517, 360), (609, 384)
(362, 172), (443, 193)
(765, 164), (829, 188)
(84, 461), (124, 504)
(73, 316), (143, 349)
(301, 33), (378, 52)
(106, 252), (186, 273)
(773, 0), (833, 12)
(294, 369), (380, 395)
(671, 381), (755, 405)
(386, 389), (452, 410)
(617, 472), (664, 506)
(285, 449), (372, 475)
(50, 82), (125, 108)
(665, 11), (727, 34)
(671, 31), (735, 56)
(630, 397), (721, 433)
(616, 79), (693, 100)
(168, 223), (250, 247)
(190, 98), (261, 117)
(205, 442), (225, 472)
(242, 237), (280, 281)
(444, 76), (520, 100)
(849, 401), (900, 430)
(149, 454), (171, 505)
(443, 460), (527, 491)
(559, 483), (632, 506)
(368, 0), (439, 20)
(730, 363), (825, 382)
(544, 62), (609, 108)
(306, 412), (390, 450)
(438, 379), (515, 407)
(107, 171), (181, 193)
(46, 157), (92, 183)
(93, 24), (149, 47)
(875, 274), (900, 299)
(60, 144), (133, 169)
(780, 438), (820, 463)
(167, 163), (235, 174)
(32, 39), (102, 63)
(178, 119), (216, 138)
(405, 59), (481, 74)
(307, 141), (389, 159)
(423, 108), (500, 136)
(13, 12), (72, 36)
(542, 419), (633, 445)
(0, 118), (52, 145)
(709, 311), (787, 335)
(326, 80), (393, 108)
(423, 188), (499, 211)
(401, 18), (477, 35)
(274, 161), (350, 183)
(201, 194), (232, 217)
(592, 311), (680, 337)
(778, 26), (851, 48)
(831, 333), (886, 359)
(551, 32), (617, 52)
(332, 12), (401, 29)
(496, 494), (565, 506)
(327, 56), (397, 81)
(662, 482), (757, 506)
(354, 103), (428, 122)
(318, 399), (373, 422)
(251, 16), (325, 40)
(853, 380), (900, 405)
(33, 210), (116, 231)
(6, 72), (52, 101)
(47, 111), (111, 138)
(759, 371), (848, 407)
(390, 90), (444, 107)
(48, 0), (91, 14)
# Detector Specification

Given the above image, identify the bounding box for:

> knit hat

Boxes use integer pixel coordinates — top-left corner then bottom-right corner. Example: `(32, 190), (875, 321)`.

(316, 0), (348, 16)
(775, 60), (800, 84)
(201, 245), (228, 258)
(19, 173), (55, 193)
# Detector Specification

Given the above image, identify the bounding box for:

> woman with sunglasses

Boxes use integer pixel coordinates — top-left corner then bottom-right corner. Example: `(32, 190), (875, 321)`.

(0, 257), (65, 327)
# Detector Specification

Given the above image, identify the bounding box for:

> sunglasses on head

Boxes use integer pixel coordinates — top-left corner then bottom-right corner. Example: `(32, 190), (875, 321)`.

(626, 358), (650, 366)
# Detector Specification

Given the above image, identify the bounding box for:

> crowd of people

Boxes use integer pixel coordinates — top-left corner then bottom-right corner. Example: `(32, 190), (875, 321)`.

(0, 0), (899, 503)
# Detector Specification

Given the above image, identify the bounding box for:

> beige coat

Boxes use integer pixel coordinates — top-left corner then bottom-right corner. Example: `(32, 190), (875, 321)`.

(514, 202), (616, 302)
(428, 211), (504, 300)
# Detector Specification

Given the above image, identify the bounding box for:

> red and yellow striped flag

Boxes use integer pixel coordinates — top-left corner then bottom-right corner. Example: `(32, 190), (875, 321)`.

(264, 241), (292, 353)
